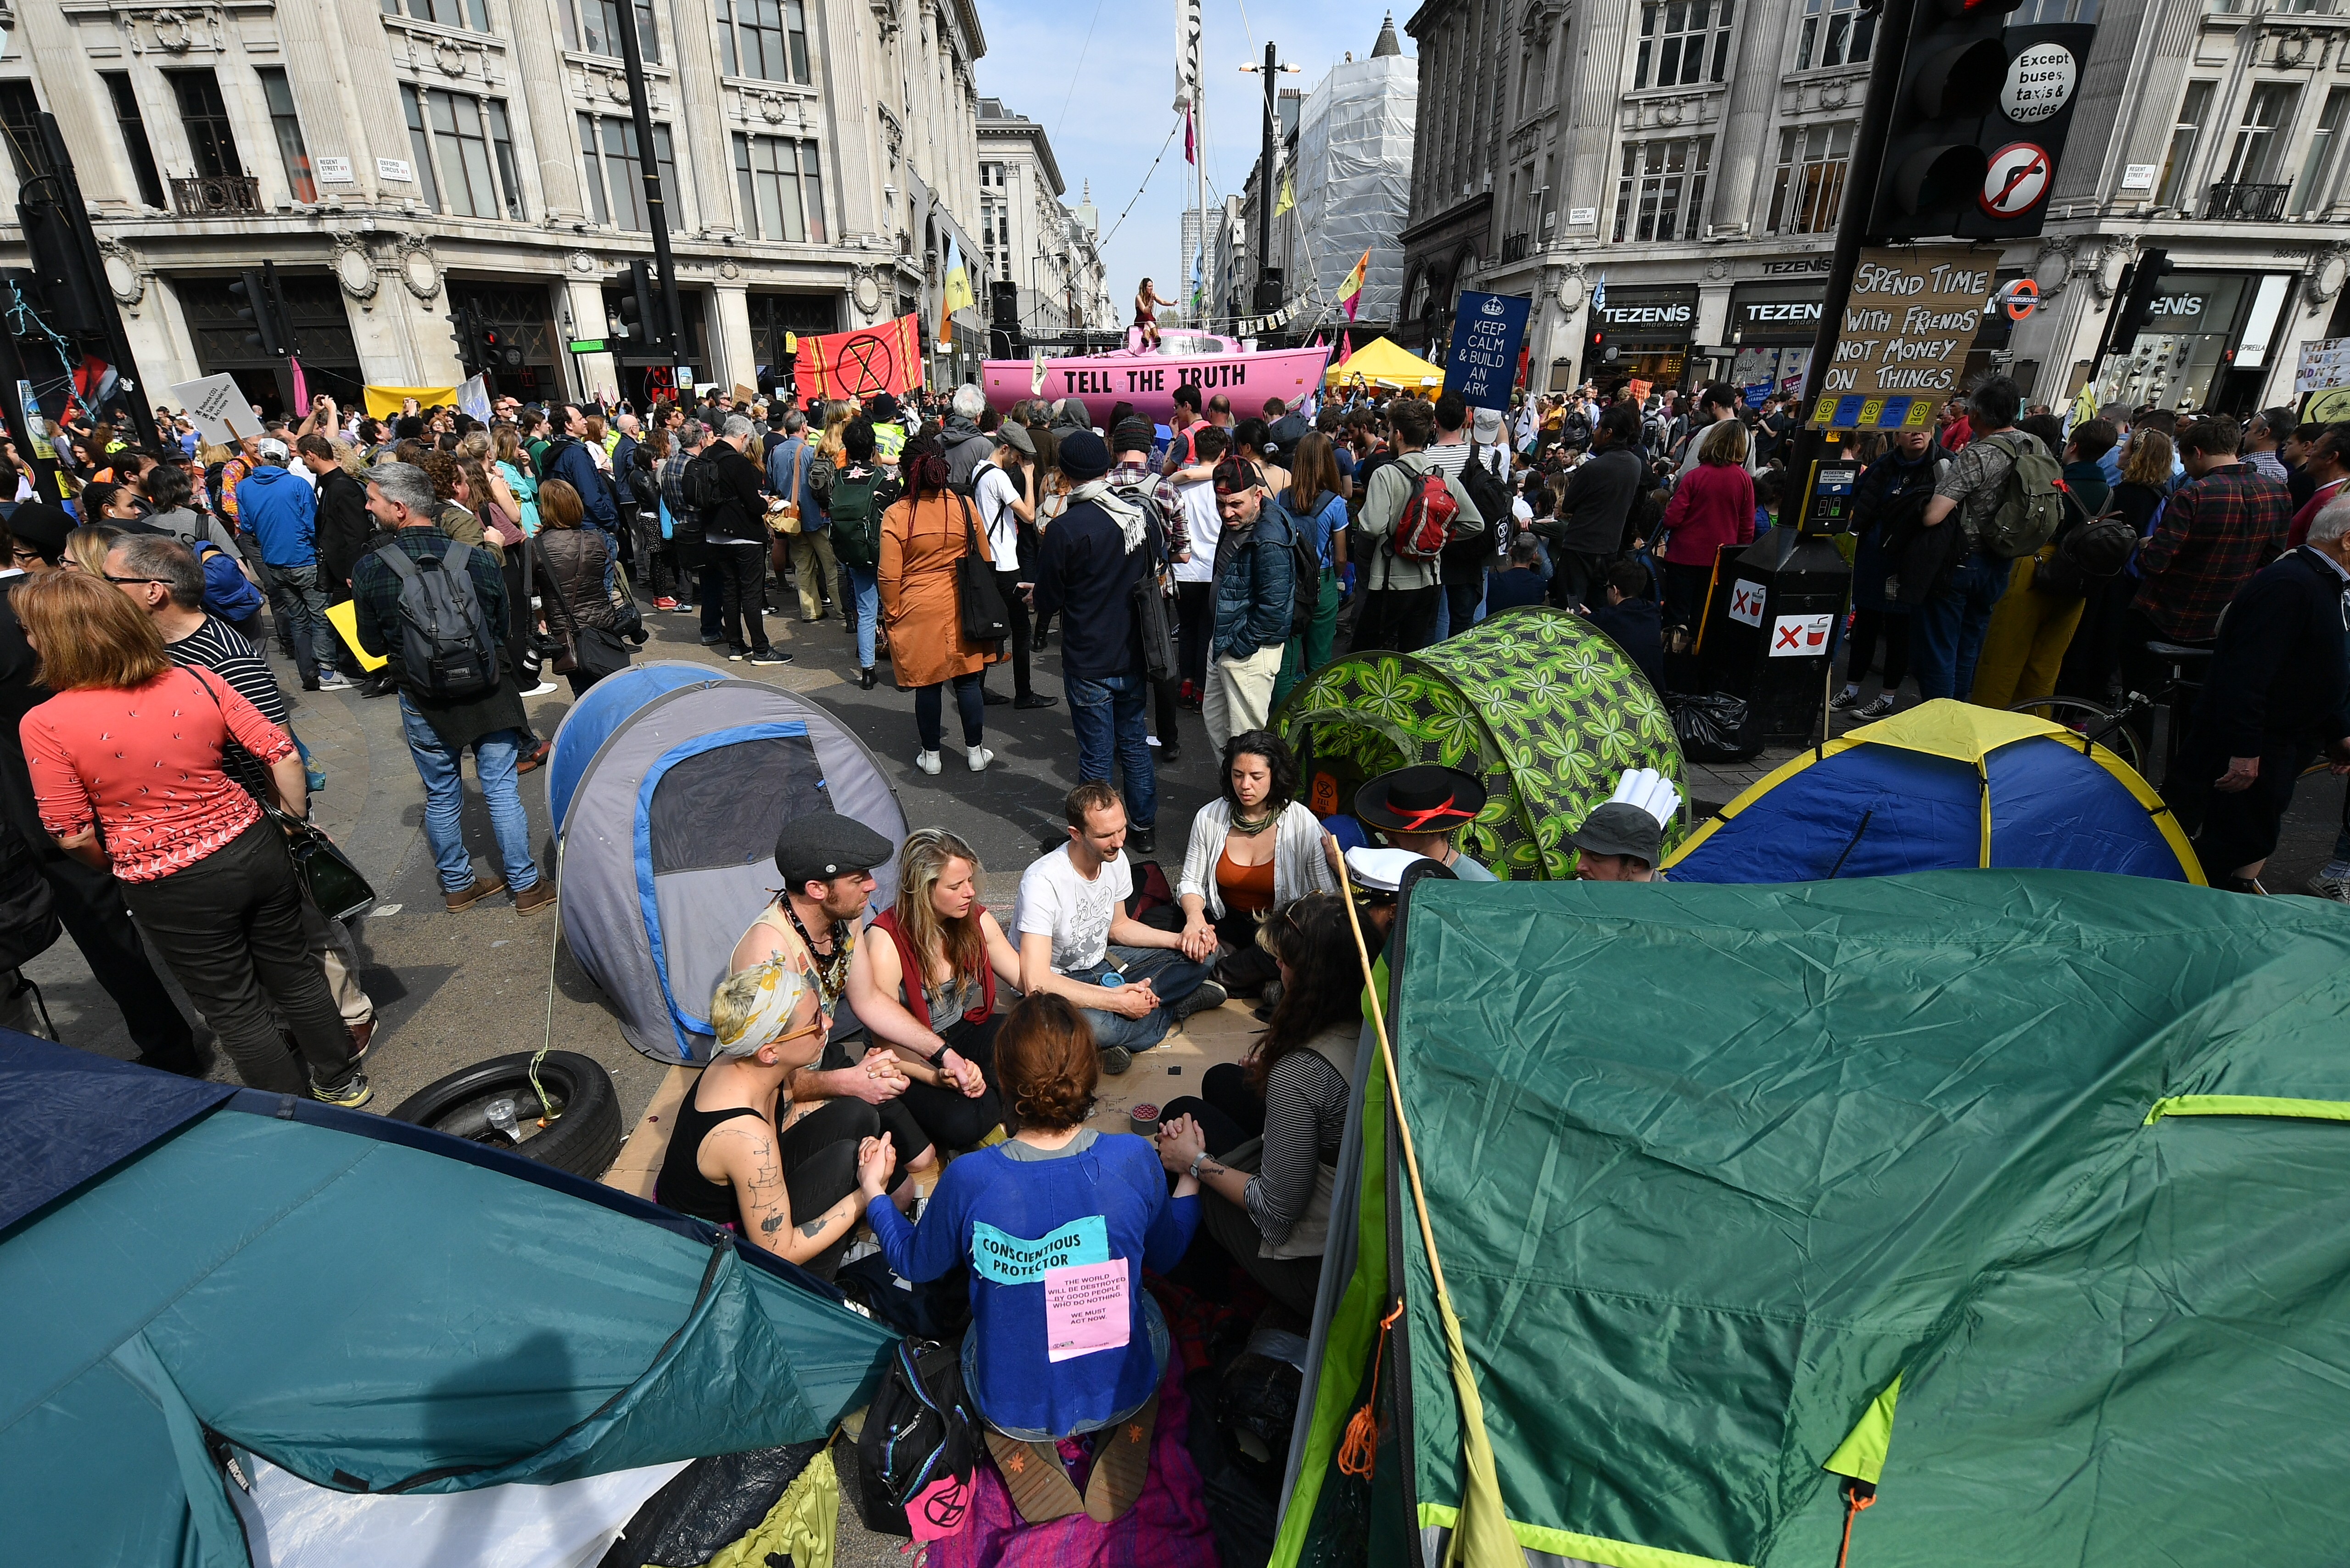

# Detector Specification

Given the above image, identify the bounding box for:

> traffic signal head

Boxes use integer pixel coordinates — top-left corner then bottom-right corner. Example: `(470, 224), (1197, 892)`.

(2110, 248), (2174, 353)
(1870, 0), (2096, 241)
(229, 269), (286, 358)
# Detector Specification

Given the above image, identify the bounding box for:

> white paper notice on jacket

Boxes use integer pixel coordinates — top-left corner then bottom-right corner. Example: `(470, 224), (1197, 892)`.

(1768, 613), (1833, 657)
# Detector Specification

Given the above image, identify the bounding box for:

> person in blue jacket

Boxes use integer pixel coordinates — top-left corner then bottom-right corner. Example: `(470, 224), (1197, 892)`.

(233, 437), (339, 691)
(862, 991), (1200, 1523)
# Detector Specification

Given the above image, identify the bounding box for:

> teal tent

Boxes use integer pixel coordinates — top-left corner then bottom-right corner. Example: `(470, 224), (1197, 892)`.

(0, 1034), (896, 1567)
(1280, 872), (2350, 1568)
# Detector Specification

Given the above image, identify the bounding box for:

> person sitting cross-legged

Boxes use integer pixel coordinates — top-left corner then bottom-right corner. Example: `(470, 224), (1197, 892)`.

(1014, 782), (1225, 1075)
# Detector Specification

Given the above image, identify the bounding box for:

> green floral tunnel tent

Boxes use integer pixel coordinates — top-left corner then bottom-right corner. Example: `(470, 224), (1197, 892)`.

(1274, 872), (2350, 1568)
(1277, 609), (1685, 878)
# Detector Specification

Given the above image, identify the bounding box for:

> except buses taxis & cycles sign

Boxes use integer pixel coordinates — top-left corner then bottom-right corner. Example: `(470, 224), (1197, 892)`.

(1807, 245), (1992, 432)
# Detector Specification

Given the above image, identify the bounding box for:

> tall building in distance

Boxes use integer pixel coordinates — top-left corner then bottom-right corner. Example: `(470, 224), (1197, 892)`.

(976, 100), (1111, 346)
(0, 0), (1072, 411)
(1399, 0), (2350, 414)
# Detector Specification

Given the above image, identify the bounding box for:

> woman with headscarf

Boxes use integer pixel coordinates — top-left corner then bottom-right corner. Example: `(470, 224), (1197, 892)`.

(877, 434), (1000, 775)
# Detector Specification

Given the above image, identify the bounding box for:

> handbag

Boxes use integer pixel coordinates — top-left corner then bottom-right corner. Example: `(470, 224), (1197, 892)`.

(541, 541), (633, 680)
(951, 493), (1010, 644)
(182, 668), (376, 921)
(765, 442), (804, 537)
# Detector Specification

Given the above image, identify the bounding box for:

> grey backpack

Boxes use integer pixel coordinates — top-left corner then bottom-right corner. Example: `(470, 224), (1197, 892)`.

(373, 541), (500, 700)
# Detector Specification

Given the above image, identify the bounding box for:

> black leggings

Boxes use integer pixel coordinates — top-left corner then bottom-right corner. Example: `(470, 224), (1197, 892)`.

(777, 1096), (889, 1282)
(1845, 608), (1909, 690)
(1162, 1061), (1265, 1155)
(914, 671), (985, 752)
(1176, 580), (1213, 688)
(895, 1013), (1006, 1153)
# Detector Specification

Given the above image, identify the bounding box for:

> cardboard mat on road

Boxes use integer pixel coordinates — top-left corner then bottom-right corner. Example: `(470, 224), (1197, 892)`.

(603, 1002), (1260, 1199)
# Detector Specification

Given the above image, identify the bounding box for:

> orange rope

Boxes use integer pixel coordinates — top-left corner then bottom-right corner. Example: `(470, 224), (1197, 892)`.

(1337, 1300), (1407, 1478)
(1834, 1480), (1875, 1568)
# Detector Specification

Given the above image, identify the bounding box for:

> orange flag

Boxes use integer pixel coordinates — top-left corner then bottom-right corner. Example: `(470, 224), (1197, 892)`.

(794, 313), (926, 401)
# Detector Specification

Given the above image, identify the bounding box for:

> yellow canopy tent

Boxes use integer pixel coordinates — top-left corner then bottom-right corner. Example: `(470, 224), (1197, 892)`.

(1325, 336), (1445, 389)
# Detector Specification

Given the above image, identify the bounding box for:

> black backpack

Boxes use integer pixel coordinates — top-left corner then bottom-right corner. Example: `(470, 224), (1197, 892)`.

(1455, 444), (1513, 555)
(372, 540), (500, 700)
(0, 815), (59, 973)
(684, 451), (729, 512)
(852, 1340), (980, 1540)
(2034, 494), (2136, 598)
(1279, 493), (1328, 638)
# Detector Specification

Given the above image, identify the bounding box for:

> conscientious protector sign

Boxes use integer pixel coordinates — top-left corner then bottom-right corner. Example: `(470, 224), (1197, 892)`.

(1806, 245), (1992, 431)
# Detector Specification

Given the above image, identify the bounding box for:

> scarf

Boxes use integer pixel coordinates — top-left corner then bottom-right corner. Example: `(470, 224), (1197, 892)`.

(1072, 475), (1149, 553)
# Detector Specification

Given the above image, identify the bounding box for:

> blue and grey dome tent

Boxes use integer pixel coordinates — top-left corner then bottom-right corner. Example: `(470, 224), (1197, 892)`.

(555, 674), (906, 1064)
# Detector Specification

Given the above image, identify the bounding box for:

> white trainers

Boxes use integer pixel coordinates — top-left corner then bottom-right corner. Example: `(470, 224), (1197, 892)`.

(2306, 870), (2350, 902)
(915, 749), (942, 776)
(967, 745), (993, 773)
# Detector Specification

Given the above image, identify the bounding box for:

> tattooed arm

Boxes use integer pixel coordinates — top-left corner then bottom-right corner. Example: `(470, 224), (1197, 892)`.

(706, 1120), (864, 1266)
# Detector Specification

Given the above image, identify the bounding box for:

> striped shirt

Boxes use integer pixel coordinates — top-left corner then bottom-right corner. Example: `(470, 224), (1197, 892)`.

(164, 616), (289, 801)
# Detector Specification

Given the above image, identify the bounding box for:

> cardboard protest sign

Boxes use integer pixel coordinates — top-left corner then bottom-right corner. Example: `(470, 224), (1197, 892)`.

(170, 374), (264, 446)
(1805, 246), (1990, 431)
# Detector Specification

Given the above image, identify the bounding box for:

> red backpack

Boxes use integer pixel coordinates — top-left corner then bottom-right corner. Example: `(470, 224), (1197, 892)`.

(1390, 464), (1458, 563)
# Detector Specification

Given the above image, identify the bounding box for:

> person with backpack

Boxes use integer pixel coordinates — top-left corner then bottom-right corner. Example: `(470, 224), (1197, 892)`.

(1349, 397), (1484, 654)
(815, 418), (898, 689)
(349, 462), (551, 917)
(973, 422), (1054, 711)
(1969, 416), (2117, 711)
(1913, 377), (2058, 702)
(1202, 458), (1298, 756)
(1276, 433), (1348, 707)
(692, 415), (788, 666)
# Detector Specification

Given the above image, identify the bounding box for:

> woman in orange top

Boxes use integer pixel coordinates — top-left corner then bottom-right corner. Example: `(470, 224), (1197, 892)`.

(16, 571), (363, 1102)
(877, 435), (1001, 777)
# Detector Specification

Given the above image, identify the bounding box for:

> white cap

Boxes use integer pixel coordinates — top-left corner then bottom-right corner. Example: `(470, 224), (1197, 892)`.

(1344, 846), (1432, 893)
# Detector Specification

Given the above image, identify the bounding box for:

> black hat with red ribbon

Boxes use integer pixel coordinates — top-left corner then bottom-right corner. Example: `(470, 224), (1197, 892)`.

(1353, 764), (1488, 835)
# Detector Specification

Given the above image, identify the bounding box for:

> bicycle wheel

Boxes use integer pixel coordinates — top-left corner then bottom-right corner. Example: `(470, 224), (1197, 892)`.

(2010, 696), (2143, 774)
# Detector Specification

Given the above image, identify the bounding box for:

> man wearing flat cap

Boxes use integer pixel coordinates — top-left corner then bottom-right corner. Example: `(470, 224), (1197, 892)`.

(1568, 803), (1664, 881)
(1354, 763), (1498, 881)
(729, 811), (919, 1111)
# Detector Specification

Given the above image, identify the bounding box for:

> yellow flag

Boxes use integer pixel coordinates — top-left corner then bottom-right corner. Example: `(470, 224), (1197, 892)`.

(2067, 377), (2098, 428)
(943, 265), (975, 317)
(1273, 169), (1294, 218)
(1339, 249), (1370, 321)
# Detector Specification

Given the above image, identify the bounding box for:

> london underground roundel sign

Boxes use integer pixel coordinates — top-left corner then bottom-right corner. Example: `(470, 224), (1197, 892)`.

(1980, 142), (2052, 218)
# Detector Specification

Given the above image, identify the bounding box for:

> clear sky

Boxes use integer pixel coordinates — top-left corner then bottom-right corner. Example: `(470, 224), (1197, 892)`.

(970, 0), (1409, 319)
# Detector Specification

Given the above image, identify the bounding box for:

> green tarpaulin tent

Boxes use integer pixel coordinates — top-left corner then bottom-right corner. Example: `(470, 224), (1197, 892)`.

(1279, 609), (1683, 878)
(0, 1035), (896, 1567)
(1278, 872), (2350, 1568)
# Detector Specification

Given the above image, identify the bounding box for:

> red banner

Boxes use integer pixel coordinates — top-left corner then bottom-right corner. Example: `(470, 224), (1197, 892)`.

(794, 313), (925, 402)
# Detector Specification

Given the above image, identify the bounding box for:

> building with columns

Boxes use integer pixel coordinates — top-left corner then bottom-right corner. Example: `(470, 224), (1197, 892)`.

(1399, 0), (2350, 416)
(0, 0), (996, 414)
(976, 100), (1112, 342)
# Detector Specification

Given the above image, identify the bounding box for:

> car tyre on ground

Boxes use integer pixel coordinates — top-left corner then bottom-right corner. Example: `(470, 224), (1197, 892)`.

(387, 1049), (624, 1180)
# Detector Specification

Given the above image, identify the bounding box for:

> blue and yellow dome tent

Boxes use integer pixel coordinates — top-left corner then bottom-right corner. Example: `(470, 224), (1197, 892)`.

(1665, 699), (2202, 884)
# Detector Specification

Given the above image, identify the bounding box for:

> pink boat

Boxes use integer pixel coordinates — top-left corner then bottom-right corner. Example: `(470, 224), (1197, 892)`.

(981, 329), (1334, 426)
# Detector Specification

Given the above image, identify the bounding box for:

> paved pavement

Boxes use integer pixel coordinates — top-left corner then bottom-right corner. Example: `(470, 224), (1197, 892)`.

(22, 581), (2344, 1561)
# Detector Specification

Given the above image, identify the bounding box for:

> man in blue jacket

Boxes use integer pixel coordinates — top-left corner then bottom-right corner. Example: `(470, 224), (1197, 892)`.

(1203, 456), (1296, 756)
(541, 403), (620, 536)
(234, 437), (341, 691)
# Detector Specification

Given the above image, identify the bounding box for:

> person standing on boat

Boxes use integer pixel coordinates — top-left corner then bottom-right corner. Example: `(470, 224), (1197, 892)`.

(1135, 278), (1177, 349)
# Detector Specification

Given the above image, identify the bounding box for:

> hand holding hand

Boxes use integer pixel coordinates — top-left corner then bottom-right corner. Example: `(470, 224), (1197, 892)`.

(855, 1132), (895, 1199)
(849, 1047), (910, 1104)
(940, 1047), (985, 1098)
(1179, 918), (1217, 962)
(1156, 1114), (1207, 1175)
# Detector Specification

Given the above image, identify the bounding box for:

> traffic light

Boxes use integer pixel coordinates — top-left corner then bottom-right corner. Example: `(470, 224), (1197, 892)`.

(610, 259), (672, 354)
(1870, 0), (2098, 241)
(448, 304), (481, 374)
(229, 262), (296, 358)
(2109, 249), (2174, 353)
(1587, 323), (1611, 369)
(478, 322), (522, 370)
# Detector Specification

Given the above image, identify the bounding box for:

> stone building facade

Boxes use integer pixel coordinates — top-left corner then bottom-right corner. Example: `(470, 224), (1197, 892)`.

(0, 0), (998, 413)
(1400, 0), (2350, 416)
(976, 99), (1110, 343)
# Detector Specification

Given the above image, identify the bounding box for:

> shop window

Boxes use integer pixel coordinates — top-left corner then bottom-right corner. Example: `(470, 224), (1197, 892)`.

(1796, 0), (1874, 69)
(580, 111), (679, 232)
(718, 0), (811, 84)
(2156, 81), (2214, 208)
(168, 70), (241, 180)
(1634, 0), (1734, 90)
(256, 68), (315, 204)
(732, 133), (826, 244)
(2218, 82), (2300, 189)
(1612, 135), (1712, 243)
(380, 0), (492, 31)
(1768, 122), (1853, 234)
(2294, 86), (2350, 216)
(101, 74), (167, 208)
(560, 0), (659, 62)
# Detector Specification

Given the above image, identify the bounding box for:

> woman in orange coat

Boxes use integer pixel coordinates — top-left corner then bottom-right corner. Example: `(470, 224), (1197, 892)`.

(879, 435), (1002, 776)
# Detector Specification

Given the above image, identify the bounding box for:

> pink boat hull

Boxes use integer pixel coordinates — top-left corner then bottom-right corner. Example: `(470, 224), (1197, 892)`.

(981, 343), (1334, 426)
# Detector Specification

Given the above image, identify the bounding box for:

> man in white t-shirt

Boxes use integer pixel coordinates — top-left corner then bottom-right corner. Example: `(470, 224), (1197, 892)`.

(1170, 424), (1229, 706)
(975, 423), (1054, 709)
(1014, 782), (1224, 1071)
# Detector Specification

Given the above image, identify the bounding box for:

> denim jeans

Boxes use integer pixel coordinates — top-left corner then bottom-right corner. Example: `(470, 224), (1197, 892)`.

(1064, 669), (1156, 829)
(267, 562), (332, 676)
(1060, 943), (1210, 1053)
(399, 697), (540, 894)
(965, 1289), (1170, 1440)
(1912, 548), (2009, 701)
(844, 564), (879, 668)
